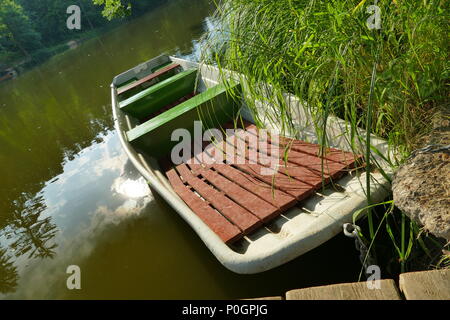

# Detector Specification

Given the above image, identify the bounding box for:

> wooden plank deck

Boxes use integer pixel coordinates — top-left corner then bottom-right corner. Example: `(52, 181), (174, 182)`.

(244, 296), (283, 300)
(163, 121), (362, 245)
(399, 269), (450, 300)
(165, 167), (242, 244)
(285, 280), (402, 300)
(244, 270), (450, 300)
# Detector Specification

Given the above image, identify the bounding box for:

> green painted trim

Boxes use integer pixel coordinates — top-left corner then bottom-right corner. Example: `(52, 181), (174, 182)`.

(118, 64), (179, 101)
(126, 80), (241, 158)
(119, 69), (197, 120)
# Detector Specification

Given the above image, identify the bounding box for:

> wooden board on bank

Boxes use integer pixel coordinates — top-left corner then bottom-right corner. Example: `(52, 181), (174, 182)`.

(399, 269), (450, 300)
(285, 280), (402, 300)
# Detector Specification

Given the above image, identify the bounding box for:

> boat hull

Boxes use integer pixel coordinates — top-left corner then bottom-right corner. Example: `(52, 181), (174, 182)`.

(111, 56), (392, 274)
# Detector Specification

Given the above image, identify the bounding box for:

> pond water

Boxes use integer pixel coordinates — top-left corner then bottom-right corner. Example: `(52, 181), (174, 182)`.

(0, 0), (362, 299)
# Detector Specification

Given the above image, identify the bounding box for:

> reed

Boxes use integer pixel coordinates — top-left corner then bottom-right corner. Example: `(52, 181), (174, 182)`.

(201, 0), (449, 274)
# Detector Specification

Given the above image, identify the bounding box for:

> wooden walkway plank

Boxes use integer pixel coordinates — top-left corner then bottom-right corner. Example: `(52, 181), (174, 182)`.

(165, 168), (242, 244)
(286, 280), (402, 300)
(212, 164), (297, 211)
(282, 148), (349, 180)
(278, 137), (362, 168)
(175, 164), (262, 234)
(233, 163), (315, 201)
(242, 122), (355, 178)
(399, 269), (450, 300)
(190, 164), (281, 222)
(220, 132), (317, 200)
(194, 138), (298, 211)
(163, 120), (364, 245)
(227, 130), (328, 188)
(243, 121), (361, 168)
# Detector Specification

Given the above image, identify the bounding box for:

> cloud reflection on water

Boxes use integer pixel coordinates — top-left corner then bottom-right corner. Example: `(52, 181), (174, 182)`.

(1, 129), (153, 298)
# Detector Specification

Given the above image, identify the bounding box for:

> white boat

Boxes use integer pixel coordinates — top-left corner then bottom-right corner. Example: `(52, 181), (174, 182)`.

(111, 55), (392, 274)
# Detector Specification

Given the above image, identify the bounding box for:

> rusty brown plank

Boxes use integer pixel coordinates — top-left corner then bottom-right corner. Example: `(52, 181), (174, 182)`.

(166, 168), (242, 244)
(220, 132), (316, 200)
(191, 164), (281, 222)
(188, 144), (298, 211)
(213, 164), (297, 211)
(243, 121), (362, 168)
(175, 164), (261, 234)
(117, 63), (181, 95)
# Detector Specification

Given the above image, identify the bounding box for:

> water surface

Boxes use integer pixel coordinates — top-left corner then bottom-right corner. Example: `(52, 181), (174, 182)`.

(0, 0), (361, 299)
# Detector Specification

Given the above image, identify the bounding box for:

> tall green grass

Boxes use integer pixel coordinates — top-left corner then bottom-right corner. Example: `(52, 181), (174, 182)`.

(201, 0), (449, 274)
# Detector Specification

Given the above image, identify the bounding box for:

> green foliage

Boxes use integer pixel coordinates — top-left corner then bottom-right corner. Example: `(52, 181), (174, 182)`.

(18, 0), (113, 47)
(93, 0), (132, 20)
(0, 0), (166, 67)
(203, 0), (449, 153)
(93, 0), (168, 20)
(203, 0), (449, 274)
(0, 0), (42, 59)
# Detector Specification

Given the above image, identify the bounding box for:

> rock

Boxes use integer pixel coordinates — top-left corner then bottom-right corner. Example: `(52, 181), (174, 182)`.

(392, 108), (450, 241)
(393, 148), (449, 241)
(67, 40), (80, 50)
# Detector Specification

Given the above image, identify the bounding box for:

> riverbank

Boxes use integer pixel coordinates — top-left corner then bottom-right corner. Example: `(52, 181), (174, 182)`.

(0, 0), (173, 79)
(2, 21), (123, 77)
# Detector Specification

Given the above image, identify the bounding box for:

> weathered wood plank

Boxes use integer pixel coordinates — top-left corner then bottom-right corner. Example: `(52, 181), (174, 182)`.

(243, 121), (362, 168)
(217, 132), (315, 200)
(175, 164), (261, 234)
(212, 164), (297, 211)
(234, 162), (315, 201)
(230, 132), (328, 188)
(117, 63), (180, 95)
(165, 168), (242, 244)
(399, 269), (450, 300)
(224, 122), (348, 186)
(190, 164), (281, 222)
(194, 140), (299, 210)
(285, 280), (402, 300)
(243, 296), (283, 300)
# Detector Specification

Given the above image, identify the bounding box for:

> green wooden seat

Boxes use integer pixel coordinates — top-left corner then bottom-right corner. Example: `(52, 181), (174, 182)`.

(126, 81), (241, 158)
(119, 68), (197, 120)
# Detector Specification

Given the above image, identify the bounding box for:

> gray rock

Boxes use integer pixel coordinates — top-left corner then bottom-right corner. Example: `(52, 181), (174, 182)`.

(393, 146), (450, 241)
(393, 109), (450, 241)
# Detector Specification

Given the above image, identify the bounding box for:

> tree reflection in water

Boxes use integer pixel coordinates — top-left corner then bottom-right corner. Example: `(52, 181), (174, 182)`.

(0, 245), (18, 294)
(0, 193), (58, 293)
(6, 194), (58, 259)
(0, 191), (58, 293)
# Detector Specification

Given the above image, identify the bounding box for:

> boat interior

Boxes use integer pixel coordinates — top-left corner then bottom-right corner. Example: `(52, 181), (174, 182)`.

(112, 55), (368, 250)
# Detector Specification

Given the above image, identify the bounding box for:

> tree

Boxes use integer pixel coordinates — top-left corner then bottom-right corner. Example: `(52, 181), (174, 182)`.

(93, 0), (132, 20)
(93, 0), (167, 20)
(0, 0), (42, 59)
